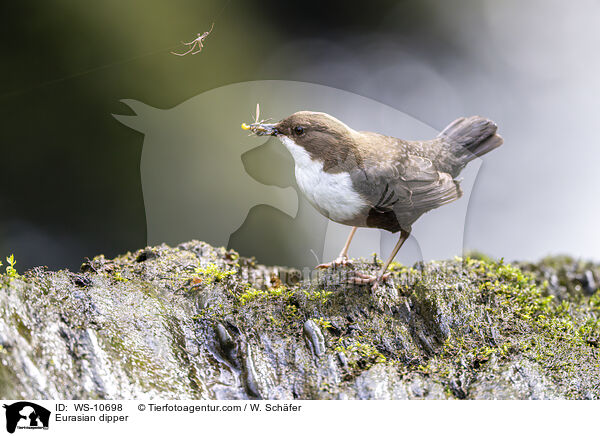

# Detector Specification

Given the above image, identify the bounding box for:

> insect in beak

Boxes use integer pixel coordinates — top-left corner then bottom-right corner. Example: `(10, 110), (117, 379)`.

(241, 122), (279, 136)
(241, 104), (279, 136)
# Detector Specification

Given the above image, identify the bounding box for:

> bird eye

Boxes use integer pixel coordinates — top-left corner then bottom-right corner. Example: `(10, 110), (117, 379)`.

(294, 126), (305, 136)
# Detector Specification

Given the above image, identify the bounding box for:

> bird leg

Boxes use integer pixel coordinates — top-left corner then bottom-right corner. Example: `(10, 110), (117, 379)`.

(350, 229), (410, 289)
(316, 226), (357, 269)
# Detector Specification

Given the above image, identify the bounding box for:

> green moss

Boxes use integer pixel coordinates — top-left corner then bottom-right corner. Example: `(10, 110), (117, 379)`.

(463, 251), (495, 264)
(334, 338), (387, 371)
(194, 263), (236, 285)
(303, 288), (333, 304)
(268, 315), (283, 328)
(11, 314), (32, 344)
(237, 286), (264, 305)
(284, 304), (301, 320)
(421, 257), (600, 391)
(312, 317), (332, 330)
(237, 285), (294, 306)
(113, 271), (129, 282)
(388, 261), (419, 275)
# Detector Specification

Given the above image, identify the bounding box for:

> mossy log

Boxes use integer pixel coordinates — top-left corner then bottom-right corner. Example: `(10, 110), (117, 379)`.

(0, 241), (599, 399)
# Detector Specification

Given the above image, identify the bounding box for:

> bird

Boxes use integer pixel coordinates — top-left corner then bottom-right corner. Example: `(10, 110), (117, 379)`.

(242, 111), (503, 287)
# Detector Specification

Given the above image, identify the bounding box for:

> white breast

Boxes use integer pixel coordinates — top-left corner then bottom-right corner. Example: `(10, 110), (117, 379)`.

(278, 136), (367, 223)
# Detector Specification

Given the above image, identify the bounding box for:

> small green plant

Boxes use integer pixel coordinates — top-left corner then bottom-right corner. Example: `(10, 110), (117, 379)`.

(5, 255), (18, 279)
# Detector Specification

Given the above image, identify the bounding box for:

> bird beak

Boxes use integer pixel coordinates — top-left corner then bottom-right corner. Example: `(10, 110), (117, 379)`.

(241, 122), (279, 136)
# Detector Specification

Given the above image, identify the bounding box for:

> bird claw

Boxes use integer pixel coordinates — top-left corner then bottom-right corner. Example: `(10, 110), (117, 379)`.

(348, 271), (391, 289)
(316, 256), (352, 269)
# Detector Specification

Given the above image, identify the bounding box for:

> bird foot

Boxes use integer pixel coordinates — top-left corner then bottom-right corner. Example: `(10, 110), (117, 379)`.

(348, 271), (391, 289)
(316, 256), (352, 269)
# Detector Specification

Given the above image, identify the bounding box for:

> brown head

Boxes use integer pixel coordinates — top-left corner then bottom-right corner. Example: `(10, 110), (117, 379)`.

(243, 111), (361, 172)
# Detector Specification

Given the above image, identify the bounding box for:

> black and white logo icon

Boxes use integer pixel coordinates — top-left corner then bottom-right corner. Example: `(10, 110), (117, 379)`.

(2, 402), (50, 434)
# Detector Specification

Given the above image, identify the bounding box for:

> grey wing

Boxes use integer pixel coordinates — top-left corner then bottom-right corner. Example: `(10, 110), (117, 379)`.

(354, 154), (462, 232)
(398, 154), (463, 212)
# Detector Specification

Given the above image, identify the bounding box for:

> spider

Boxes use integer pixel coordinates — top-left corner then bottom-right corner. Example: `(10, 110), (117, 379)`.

(171, 23), (214, 56)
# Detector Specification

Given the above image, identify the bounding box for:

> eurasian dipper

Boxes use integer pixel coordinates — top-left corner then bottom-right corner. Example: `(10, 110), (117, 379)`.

(242, 111), (503, 287)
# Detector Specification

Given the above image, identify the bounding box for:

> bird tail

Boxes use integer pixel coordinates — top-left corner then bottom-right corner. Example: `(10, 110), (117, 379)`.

(438, 116), (503, 165)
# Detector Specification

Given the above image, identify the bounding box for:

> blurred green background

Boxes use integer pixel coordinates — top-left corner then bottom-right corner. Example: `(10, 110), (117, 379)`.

(0, 0), (445, 270)
(2, 0), (599, 270)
